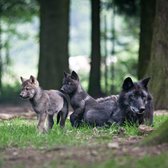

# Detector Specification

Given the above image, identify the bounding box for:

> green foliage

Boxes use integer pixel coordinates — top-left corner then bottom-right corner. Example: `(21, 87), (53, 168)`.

(101, 53), (138, 94)
(0, 83), (20, 103)
(153, 115), (168, 128)
(0, 0), (38, 22)
(0, 0), (39, 93)
(100, 0), (139, 94)
(114, 0), (140, 17)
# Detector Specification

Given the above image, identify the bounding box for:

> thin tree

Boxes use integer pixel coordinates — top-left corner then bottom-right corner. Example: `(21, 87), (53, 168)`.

(88, 0), (102, 97)
(103, 14), (108, 94)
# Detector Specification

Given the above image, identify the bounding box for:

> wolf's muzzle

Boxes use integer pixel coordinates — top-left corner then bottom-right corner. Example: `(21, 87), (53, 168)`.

(60, 87), (65, 93)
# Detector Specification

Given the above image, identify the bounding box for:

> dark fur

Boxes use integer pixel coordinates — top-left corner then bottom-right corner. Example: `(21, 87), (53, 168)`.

(20, 75), (68, 133)
(97, 77), (154, 125)
(61, 71), (116, 127)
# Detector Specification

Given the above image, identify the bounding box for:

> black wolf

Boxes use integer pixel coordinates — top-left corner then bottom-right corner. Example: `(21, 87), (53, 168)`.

(97, 77), (154, 125)
(61, 71), (117, 127)
(20, 75), (68, 133)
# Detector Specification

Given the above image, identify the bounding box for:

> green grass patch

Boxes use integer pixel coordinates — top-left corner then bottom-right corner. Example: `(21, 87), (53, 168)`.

(153, 115), (168, 128)
(0, 115), (167, 149)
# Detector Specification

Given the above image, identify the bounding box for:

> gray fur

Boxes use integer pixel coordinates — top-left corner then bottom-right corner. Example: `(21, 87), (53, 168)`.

(20, 75), (68, 133)
(61, 71), (119, 127)
(96, 77), (154, 126)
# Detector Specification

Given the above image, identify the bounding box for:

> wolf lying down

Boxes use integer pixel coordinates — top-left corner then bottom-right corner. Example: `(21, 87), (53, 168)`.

(97, 77), (153, 126)
(20, 76), (68, 133)
(61, 71), (153, 127)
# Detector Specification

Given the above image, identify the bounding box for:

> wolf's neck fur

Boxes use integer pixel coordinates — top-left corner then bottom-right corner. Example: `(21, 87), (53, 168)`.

(118, 93), (130, 114)
(69, 83), (88, 98)
(30, 87), (43, 106)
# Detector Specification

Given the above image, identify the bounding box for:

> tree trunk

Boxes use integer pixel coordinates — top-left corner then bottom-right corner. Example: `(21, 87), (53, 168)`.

(88, 0), (102, 97)
(38, 0), (69, 89)
(138, 0), (156, 79)
(0, 18), (2, 93)
(145, 0), (168, 109)
(103, 14), (108, 94)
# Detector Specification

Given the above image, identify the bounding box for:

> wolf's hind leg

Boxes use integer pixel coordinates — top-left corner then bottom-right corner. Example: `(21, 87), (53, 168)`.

(44, 114), (54, 131)
(70, 113), (83, 127)
(59, 107), (68, 128)
(58, 100), (68, 128)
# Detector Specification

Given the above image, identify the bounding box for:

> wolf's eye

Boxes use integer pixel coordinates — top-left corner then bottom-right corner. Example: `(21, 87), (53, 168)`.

(141, 94), (146, 98)
(130, 95), (135, 99)
(142, 96), (147, 100)
(25, 87), (29, 90)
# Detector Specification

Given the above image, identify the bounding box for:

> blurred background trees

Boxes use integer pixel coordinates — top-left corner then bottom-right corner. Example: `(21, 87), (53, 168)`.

(0, 0), (167, 110)
(0, 0), (38, 94)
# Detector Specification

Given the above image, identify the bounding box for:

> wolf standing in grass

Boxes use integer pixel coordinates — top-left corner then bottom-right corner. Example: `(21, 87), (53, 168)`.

(20, 75), (68, 133)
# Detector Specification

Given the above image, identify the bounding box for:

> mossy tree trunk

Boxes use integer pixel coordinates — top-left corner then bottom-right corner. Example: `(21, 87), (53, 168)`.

(38, 0), (69, 89)
(143, 119), (168, 145)
(138, 0), (156, 79)
(142, 0), (168, 146)
(88, 0), (102, 97)
(145, 0), (168, 110)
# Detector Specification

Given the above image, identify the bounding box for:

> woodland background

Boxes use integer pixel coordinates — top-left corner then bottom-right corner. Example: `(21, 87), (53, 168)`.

(0, 0), (167, 110)
(0, 1), (168, 167)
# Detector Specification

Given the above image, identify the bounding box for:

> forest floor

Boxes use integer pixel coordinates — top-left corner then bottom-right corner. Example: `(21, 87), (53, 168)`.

(0, 104), (168, 168)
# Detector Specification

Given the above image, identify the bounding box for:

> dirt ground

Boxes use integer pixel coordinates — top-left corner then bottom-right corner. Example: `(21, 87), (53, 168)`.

(0, 104), (36, 120)
(0, 104), (168, 168)
(1, 136), (168, 168)
(0, 104), (167, 120)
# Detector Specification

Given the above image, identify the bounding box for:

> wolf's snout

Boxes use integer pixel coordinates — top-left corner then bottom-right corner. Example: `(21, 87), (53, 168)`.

(20, 92), (27, 99)
(20, 93), (23, 97)
(139, 107), (145, 113)
(60, 87), (64, 92)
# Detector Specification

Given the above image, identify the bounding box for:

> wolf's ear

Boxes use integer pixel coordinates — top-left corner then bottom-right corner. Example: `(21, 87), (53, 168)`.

(141, 77), (150, 89)
(122, 77), (134, 91)
(64, 71), (68, 78)
(71, 71), (79, 81)
(29, 75), (36, 84)
(30, 75), (39, 86)
(20, 77), (26, 83)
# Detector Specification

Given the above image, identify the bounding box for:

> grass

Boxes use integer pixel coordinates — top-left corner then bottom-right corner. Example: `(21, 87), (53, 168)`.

(95, 152), (168, 168)
(0, 115), (167, 149)
(0, 115), (168, 168)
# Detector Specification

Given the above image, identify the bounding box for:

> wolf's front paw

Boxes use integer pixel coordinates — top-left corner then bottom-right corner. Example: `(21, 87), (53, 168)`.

(72, 121), (80, 128)
(106, 119), (114, 126)
(37, 126), (48, 134)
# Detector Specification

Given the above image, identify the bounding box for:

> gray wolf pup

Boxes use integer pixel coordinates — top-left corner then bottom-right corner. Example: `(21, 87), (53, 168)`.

(61, 71), (119, 127)
(97, 77), (154, 125)
(20, 75), (68, 133)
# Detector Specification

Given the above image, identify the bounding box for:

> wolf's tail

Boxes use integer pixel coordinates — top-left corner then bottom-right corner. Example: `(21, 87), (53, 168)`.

(57, 111), (61, 125)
